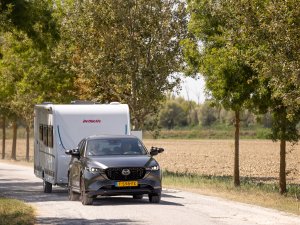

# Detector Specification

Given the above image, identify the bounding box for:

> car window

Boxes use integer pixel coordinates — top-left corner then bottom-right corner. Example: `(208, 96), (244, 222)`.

(78, 140), (86, 156)
(86, 138), (147, 156)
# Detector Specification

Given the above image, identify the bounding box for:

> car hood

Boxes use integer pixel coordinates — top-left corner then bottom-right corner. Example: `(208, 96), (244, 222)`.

(86, 155), (156, 169)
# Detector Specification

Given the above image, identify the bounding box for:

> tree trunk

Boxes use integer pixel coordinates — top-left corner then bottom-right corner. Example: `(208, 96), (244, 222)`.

(234, 110), (240, 186)
(2, 116), (5, 159)
(11, 121), (17, 160)
(26, 125), (30, 162)
(279, 138), (287, 194)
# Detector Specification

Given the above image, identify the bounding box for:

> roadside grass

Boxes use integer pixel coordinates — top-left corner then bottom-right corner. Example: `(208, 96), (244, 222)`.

(0, 198), (35, 225)
(163, 170), (300, 215)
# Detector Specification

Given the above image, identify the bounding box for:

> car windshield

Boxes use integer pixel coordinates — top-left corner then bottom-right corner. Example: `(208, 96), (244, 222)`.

(86, 138), (147, 156)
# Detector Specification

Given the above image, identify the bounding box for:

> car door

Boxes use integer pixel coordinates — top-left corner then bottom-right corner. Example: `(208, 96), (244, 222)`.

(70, 139), (85, 189)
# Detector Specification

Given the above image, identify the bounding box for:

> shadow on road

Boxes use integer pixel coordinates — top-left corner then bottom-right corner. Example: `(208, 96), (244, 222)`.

(161, 192), (184, 199)
(0, 179), (68, 202)
(0, 168), (29, 172)
(0, 178), (184, 206)
(36, 217), (141, 225)
(93, 196), (183, 206)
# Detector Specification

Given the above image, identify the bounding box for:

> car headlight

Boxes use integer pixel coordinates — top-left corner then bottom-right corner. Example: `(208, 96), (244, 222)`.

(85, 167), (103, 173)
(146, 165), (160, 171)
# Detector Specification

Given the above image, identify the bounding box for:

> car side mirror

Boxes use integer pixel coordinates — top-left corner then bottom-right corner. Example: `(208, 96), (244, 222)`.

(150, 147), (164, 156)
(65, 148), (80, 157)
(157, 148), (164, 153)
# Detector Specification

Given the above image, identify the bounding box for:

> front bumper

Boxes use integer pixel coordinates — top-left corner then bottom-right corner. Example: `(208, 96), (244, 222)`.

(88, 186), (162, 197)
(83, 169), (162, 197)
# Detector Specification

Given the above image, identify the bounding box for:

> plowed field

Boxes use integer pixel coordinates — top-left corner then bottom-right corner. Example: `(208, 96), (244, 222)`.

(144, 139), (300, 183)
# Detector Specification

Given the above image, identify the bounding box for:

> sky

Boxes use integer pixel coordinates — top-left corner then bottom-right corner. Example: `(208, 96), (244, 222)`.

(173, 76), (206, 104)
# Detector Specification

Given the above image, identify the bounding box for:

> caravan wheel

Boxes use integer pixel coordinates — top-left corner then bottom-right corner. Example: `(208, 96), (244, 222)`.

(68, 177), (80, 201)
(43, 180), (52, 193)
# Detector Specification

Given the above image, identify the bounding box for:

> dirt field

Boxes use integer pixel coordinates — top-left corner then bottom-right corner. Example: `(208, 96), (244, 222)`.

(143, 139), (300, 184)
(1, 139), (300, 183)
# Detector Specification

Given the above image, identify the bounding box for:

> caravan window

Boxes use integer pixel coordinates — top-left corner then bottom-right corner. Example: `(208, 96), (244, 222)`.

(48, 126), (53, 148)
(43, 125), (48, 146)
(39, 125), (43, 141)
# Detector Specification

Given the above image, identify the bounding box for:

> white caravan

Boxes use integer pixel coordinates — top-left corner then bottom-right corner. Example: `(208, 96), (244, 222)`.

(34, 102), (131, 192)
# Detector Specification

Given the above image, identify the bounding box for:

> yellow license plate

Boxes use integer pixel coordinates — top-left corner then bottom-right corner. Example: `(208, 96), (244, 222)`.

(115, 181), (138, 187)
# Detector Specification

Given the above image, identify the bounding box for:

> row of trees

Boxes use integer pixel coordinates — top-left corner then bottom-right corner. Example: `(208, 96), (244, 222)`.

(183, 0), (300, 193)
(1, 0), (299, 195)
(0, 0), (187, 159)
(155, 97), (272, 129)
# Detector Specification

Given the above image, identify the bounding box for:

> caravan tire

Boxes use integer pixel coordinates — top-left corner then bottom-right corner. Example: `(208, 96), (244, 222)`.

(68, 176), (80, 201)
(43, 180), (52, 193)
(68, 189), (80, 201)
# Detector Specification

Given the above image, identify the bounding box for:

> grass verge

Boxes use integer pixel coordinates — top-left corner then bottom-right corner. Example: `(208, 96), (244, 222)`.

(144, 126), (272, 139)
(163, 170), (300, 215)
(0, 198), (35, 225)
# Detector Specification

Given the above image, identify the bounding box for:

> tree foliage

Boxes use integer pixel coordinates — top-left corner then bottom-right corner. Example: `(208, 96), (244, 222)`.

(158, 99), (188, 129)
(54, 0), (188, 129)
(0, 0), (59, 48)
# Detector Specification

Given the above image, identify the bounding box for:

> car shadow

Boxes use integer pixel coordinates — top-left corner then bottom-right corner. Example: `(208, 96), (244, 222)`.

(93, 196), (183, 206)
(36, 217), (141, 225)
(0, 179), (184, 206)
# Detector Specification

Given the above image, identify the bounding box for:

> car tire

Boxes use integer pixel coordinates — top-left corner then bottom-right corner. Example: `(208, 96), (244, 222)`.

(43, 180), (52, 193)
(148, 194), (161, 203)
(133, 194), (143, 199)
(80, 177), (93, 205)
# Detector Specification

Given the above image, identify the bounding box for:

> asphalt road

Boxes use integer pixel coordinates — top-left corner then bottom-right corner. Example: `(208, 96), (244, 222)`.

(1, 161), (300, 225)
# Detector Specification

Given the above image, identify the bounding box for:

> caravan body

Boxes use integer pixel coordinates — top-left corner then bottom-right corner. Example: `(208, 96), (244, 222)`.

(34, 103), (130, 186)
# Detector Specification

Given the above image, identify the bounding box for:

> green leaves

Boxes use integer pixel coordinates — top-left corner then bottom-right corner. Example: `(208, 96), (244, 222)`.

(184, 0), (258, 112)
(0, 0), (75, 123)
(55, 0), (188, 129)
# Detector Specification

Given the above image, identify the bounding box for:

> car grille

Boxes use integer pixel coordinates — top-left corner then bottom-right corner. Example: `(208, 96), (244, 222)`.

(105, 167), (146, 181)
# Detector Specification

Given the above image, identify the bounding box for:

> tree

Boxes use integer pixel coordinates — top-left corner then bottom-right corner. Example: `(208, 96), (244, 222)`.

(55, 0), (188, 129)
(158, 100), (188, 129)
(185, 0), (300, 193)
(199, 101), (217, 127)
(183, 0), (260, 186)
(237, 0), (300, 194)
(0, 0), (66, 160)
(0, 3), (75, 160)
(1, 116), (5, 159)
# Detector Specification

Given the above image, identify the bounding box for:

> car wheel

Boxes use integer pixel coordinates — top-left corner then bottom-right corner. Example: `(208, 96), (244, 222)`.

(133, 194), (143, 199)
(68, 178), (80, 201)
(80, 177), (93, 205)
(148, 194), (161, 203)
(43, 180), (52, 193)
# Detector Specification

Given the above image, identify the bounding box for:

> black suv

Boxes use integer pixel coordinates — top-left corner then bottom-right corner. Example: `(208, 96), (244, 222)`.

(66, 135), (164, 205)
